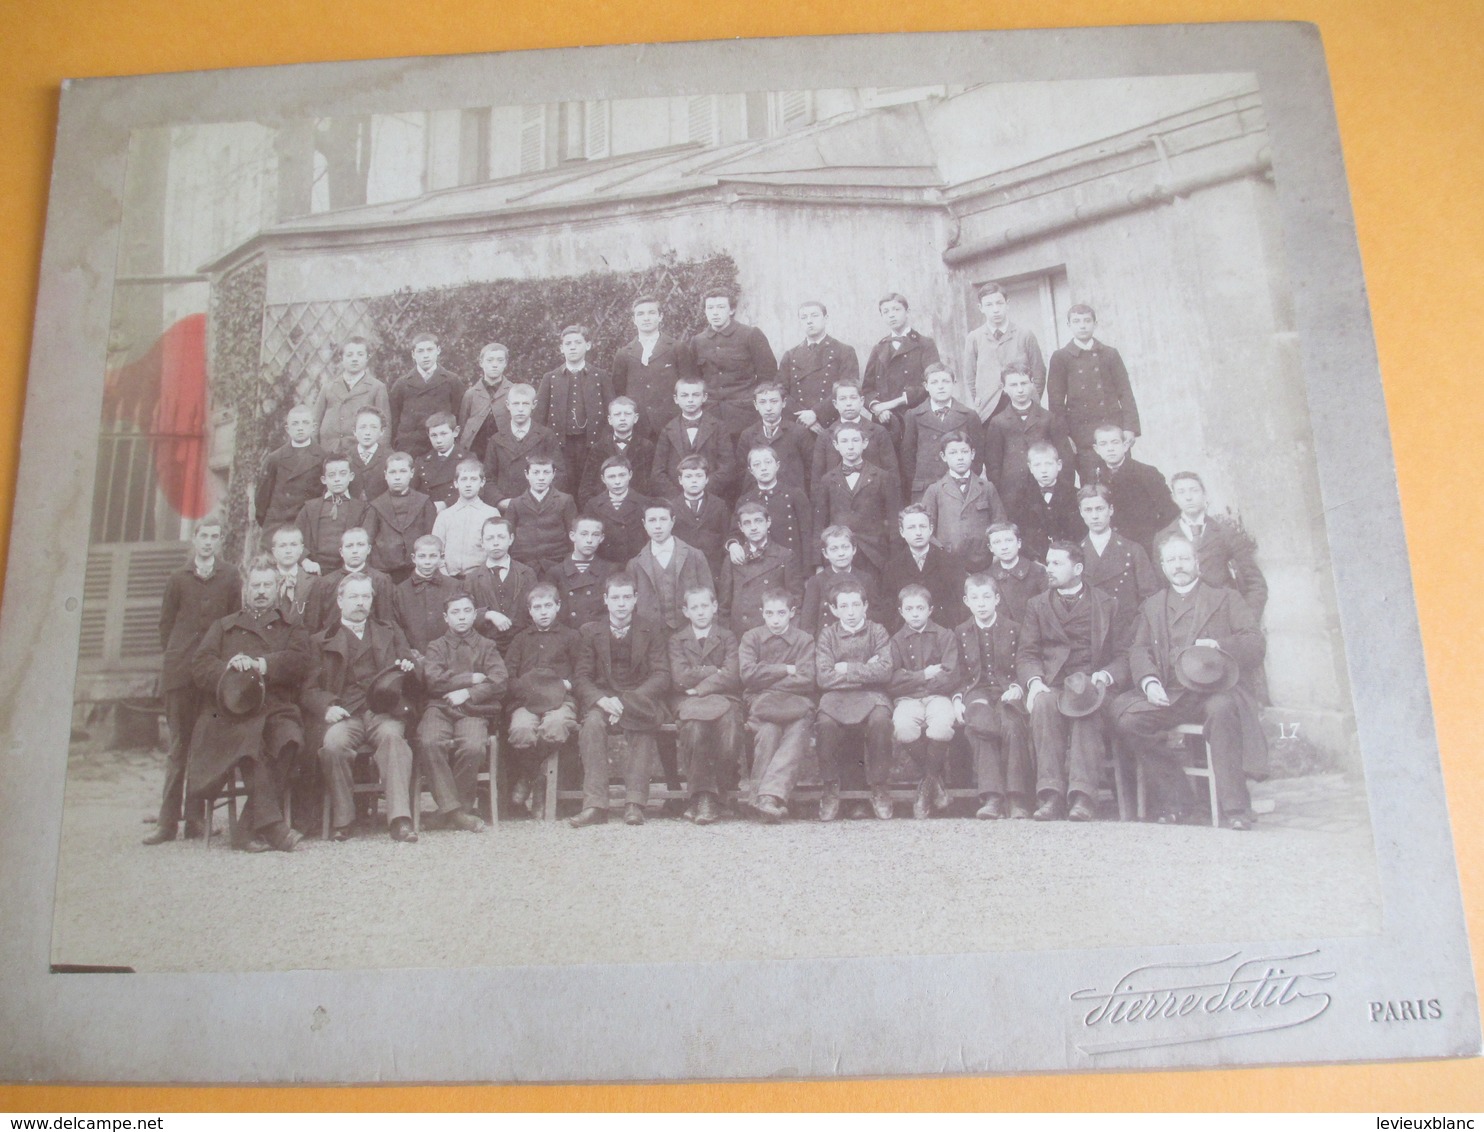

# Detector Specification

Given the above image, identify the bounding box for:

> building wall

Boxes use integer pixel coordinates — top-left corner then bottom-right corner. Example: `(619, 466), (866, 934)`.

(960, 175), (1355, 751)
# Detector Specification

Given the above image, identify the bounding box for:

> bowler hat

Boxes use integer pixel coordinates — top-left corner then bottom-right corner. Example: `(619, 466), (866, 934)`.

(368, 664), (413, 715)
(216, 666), (266, 718)
(1173, 644), (1240, 694)
(1056, 671), (1106, 718)
(523, 671), (569, 714)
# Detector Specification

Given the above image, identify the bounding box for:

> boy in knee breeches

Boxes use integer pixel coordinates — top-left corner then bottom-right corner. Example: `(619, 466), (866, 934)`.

(504, 583), (582, 815)
(887, 583), (960, 820)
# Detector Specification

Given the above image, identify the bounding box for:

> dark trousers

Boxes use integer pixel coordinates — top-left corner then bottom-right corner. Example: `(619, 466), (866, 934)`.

(747, 713), (813, 803)
(1029, 690), (1109, 800)
(816, 707), (893, 789)
(158, 687), (200, 831)
(964, 699), (1032, 799)
(416, 705), (488, 813)
(186, 747), (292, 836)
(1115, 690), (1251, 817)
(560, 434), (589, 496)
(676, 706), (743, 797)
(578, 709), (658, 809)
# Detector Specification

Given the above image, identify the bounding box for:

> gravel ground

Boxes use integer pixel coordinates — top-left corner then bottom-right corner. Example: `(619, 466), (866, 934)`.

(50, 746), (1383, 972)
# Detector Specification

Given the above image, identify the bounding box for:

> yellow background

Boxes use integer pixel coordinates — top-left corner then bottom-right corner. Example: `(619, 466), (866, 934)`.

(1, 0), (1480, 1112)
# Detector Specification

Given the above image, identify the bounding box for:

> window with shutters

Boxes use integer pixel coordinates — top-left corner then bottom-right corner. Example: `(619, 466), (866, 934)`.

(519, 104), (547, 173)
(458, 107), (491, 186)
(584, 101), (611, 158)
(776, 90), (813, 131)
(686, 95), (718, 146)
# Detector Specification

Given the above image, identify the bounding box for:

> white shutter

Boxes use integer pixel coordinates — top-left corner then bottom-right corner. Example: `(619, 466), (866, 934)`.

(519, 104), (546, 173)
(687, 95), (717, 145)
(779, 90), (811, 129)
(584, 100), (611, 158)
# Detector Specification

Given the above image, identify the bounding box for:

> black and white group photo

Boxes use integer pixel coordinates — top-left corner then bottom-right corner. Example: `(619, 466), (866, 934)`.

(50, 71), (1382, 973)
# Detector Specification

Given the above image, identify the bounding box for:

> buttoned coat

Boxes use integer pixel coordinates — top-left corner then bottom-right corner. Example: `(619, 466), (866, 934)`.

(887, 621), (960, 698)
(811, 462), (902, 575)
(391, 570), (464, 653)
(809, 416), (903, 490)
(668, 492), (730, 577)
(988, 557), (1050, 624)
(187, 608), (311, 789)
(414, 446), (470, 509)
(543, 557), (615, 632)
(720, 540), (804, 636)
(578, 430), (654, 505)
(574, 616), (671, 729)
(363, 489), (438, 575)
(986, 401), (1073, 489)
(464, 559), (538, 648)
(628, 538), (715, 631)
(1081, 531), (1158, 632)
(668, 625), (742, 720)
(506, 488), (578, 567)
(1092, 457), (1179, 553)
(255, 442), (329, 529)
(159, 564), (240, 693)
(1046, 338), (1140, 448)
(651, 413), (738, 499)
(483, 423), (569, 503)
(1155, 515), (1268, 619)
(862, 329), (939, 415)
(682, 321), (778, 406)
(1121, 581), (1268, 777)
(738, 624), (817, 710)
(955, 615), (1023, 702)
(736, 419), (814, 494)
(730, 483), (813, 574)
(1005, 472), (1085, 562)
(1016, 586), (1130, 690)
(583, 490), (654, 565)
(778, 335), (860, 428)
(295, 495), (371, 569)
(535, 365), (614, 441)
(388, 366), (464, 457)
(900, 398), (987, 498)
(919, 472), (1008, 565)
(882, 544), (966, 632)
(610, 333), (683, 438)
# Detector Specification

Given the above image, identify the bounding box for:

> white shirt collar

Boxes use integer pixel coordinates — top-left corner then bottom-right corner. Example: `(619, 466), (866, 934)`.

(1088, 528), (1113, 553)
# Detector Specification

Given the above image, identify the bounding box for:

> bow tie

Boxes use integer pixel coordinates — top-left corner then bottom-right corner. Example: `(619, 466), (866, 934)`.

(411, 574), (438, 587)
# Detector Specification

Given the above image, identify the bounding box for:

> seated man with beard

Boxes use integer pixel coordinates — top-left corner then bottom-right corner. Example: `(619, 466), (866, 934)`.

(184, 556), (312, 852)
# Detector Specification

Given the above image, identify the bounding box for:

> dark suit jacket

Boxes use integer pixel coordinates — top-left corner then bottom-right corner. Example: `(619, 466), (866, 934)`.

(388, 366), (463, 456)
(1047, 338), (1140, 447)
(1123, 582), (1267, 776)
(1016, 585), (1130, 690)
(736, 419), (813, 494)
(1081, 531), (1158, 632)
(881, 545), (966, 632)
(668, 492), (729, 577)
(1092, 457), (1178, 553)
(574, 617), (671, 729)
(651, 414), (738, 498)
(583, 491), (654, 565)
(535, 366), (614, 440)
(295, 495), (371, 570)
(256, 442), (328, 529)
(986, 402), (1073, 489)
(720, 540), (804, 636)
(578, 430), (654, 505)
(1155, 515), (1268, 618)
(338, 441), (391, 502)
(810, 417), (902, 490)
(610, 334), (683, 438)
(812, 463), (902, 575)
(954, 615), (1023, 702)
(1005, 473), (1084, 562)
(543, 557), (615, 633)
(779, 335), (859, 428)
(628, 538), (715, 632)
(900, 399), (984, 497)
(862, 329), (940, 415)
(303, 617), (413, 722)
(364, 490), (438, 575)
(730, 483), (813, 574)
(159, 565), (241, 693)
(483, 423), (569, 504)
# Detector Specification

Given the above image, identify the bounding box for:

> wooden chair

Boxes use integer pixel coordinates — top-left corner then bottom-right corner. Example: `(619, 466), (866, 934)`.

(193, 765), (292, 849)
(1133, 724), (1219, 827)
